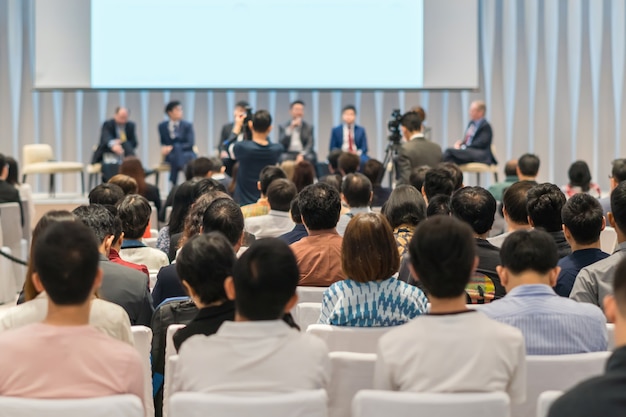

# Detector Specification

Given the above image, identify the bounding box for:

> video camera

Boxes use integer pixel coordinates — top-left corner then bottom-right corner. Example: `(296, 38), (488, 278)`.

(387, 109), (403, 144)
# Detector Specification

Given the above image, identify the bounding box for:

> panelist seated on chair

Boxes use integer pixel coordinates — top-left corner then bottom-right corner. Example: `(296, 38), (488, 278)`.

(159, 100), (197, 185)
(442, 100), (497, 166)
(278, 100), (317, 164)
(92, 107), (138, 182)
(329, 105), (369, 165)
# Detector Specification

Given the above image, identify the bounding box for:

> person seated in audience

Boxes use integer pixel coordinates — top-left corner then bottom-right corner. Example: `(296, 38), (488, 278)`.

(88, 183), (124, 206)
(548, 257), (626, 417)
(363, 159), (392, 207)
(0, 153), (23, 224)
(488, 181), (535, 248)
(172, 238), (329, 393)
(279, 196), (308, 245)
(450, 186), (506, 300)
(119, 156), (162, 216)
(159, 159), (204, 222)
(208, 156), (232, 191)
(527, 183), (571, 258)
(108, 173), (138, 195)
(599, 158), (626, 217)
(291, 183), (345, 286)
(409, 165), (430, 193)
(381, 185), (426, 257)
(562, 160), (601, 198)
(172, 232), (237, 351)
(336, 173), (373, 236)
(555, 194), (609, 297)
(5, 156), (34, 227)
(73, 205), (153, 326)
(374, 216), (526, 403)
(488, 159), (518, 201)
(245, 179), (297, 239)
(481, 229), (607, 354)
(292, 160), (316, 193)
(3, 210), (133, 344)
(571, 182), (626, 310)
(516, 153), (540, 183)
(0, 221), (144, 400)
(421, 166), (456, 205)
(439, 162), (464, 191)
(337, 152), (360, 176)
(425, 194), (451, 217)
(117, 194), (170, 275)
(327, 149), (343, 176)
(156, 180), (196, 256)
(108, 213), (149, 278)
(240, 166), (287, 218)
(319, 213), (427, 326)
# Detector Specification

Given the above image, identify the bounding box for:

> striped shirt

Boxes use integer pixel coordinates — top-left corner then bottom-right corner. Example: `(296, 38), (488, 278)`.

(480, 284), (607, 355)
(319, 278), (428, 327)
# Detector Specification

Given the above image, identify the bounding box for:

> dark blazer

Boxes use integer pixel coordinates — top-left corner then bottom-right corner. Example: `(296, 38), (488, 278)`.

(278, 120), (316, 159)
(158, 120), (196, 168)
(395, 135), (443, 185)
(329, 125), (369, 163)
(443, 120), (497, 165)
(151, 263), (186, 308)
(219, 122), (235, 151)
(475, 238), (506, 298)
(92, 119), (138, 164)
(173, 301), (236, 351)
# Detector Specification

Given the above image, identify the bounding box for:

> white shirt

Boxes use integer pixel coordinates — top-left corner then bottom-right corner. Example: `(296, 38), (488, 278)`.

(285, 123), (303, 152)
(341, 124), (361, 155)
(245, 210), (295, 239)
(120, 246), (170, 276)
(488, 231), (512, 248)
(336, 206), (372, 237)
(374, 311), (526, 405)
(173, 320), (330, 394)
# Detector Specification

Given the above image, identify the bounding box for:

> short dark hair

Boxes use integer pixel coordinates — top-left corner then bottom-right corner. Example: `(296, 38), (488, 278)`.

(400, 111), (422, 132)
(192, 157), (212, 178)
(251, 110), (272, 133)
(613, 257), (626, 316)
(439, 162), (463, 190)
(108, 174), (138, 195)
(289, 195), (302, 224)
(235, 100), (249, 109)
(290, 100), (305, 108)
(568, 160), (593, 191)
(504, 160), (518, 177)
(328, 150), (343, 171)
(426, 194), (451, 217)
(500, 229), (558, 274)
(192, 177), (227, 200)
(209, 156), (223, 171)
(0, 154), (6, 172)
(176, 233), (235, 305)
(259, 166), (287, 195)
(611, 181), (626, 231)
(382, 185), (426, 229)
(72, 205), (115, 244)
(165, 100), (181, 114)
(562, 193), (604, 245)
(451, 186), (497, 235)
(338, 153), (360, 175)
(319, 174), (342, 193)
(341, 173), (372, 208)
(299, 183), (341, 230)
(233, 238), (299, 320)
(526, 183), (566, 232)
(117, 194), (151, 239)
(410, 166), (430, 192)
(409, 216), (477, 298)
(342, 104), (357, 114)
(423, 167), (455, 200)
(88, 183), (124, 206)
(202, 198), (244, 246)
(362, 159), (384, 187)
(34, 221), (100, 305)
(502, 181), (535, 225)
(518, 154), (540, 176)
(267, 179), (297, 212)
(611, 159), (626, 183)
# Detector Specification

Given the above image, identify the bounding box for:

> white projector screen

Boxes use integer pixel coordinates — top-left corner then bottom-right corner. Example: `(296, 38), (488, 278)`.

(35, 0), (478, 90)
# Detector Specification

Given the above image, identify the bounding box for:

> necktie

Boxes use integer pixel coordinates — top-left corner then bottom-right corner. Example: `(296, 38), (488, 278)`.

(119, 128), (127, 143)
(463, 123), (475, 145)
(348, 127), (354, 153)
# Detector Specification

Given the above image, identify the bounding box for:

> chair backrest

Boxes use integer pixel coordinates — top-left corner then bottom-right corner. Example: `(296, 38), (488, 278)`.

(23, 144), (53, 166)
(536, 391), (563, 417)
(295, 302), (322, 330)
(166, 324), (186, 361)
(131, 326), (155, 417)
(306, 324), (391, 353)
(512, 352), (610, 417)
(297, 286), (327, 303)
(169, 390), (328, 417)
(328, 351), (376, 417)
(0, 203), (23, 247)
(0, 245), (18, 304)
(163, 355), (179, 417)
(21, 200), (31, 243)
(607, 323), (615, 351)
(149, 203), (158, 232)
(352, 390), (510, 417)
(600, 227), (618, 254)
(0, 394), (143, 417)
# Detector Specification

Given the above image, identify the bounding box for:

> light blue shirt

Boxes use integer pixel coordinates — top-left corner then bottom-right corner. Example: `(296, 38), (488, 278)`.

(481, 284), (607, 355)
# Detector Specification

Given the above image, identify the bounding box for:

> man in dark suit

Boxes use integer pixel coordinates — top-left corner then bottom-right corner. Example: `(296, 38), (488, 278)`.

(91, 107), (138, 182)
(218, 100), (249, 153)
(443, 101), (497, 165)
(158, 100), (197, 185)
(395, 111), (443, 185)
(329, 105), (369, 165)
(278, 100), (316, 163)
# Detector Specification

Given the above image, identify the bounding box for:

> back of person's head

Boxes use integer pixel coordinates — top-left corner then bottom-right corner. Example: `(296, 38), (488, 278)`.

(319, 174), (342, 192)
(72, 204), (115, 245)
(168, 181), (197, 236)
(292, 160), (316, 192)
(426, 194), (451, 217)
(499, 229), (558, 275)
(609, 257), (626, 321)
(119, 156), (147, 196)
(259, 166), (287, 196)
(0, 154), (6, 177)
(382, 185), (426, 229)
(280, 160), (295, 180)
(177, 232), (236, 306)
(231, 238), (299, 320)
(362, 159), (385, 187)
(451, 186), (497, 235)
(400, 111), (423, 132)
(610, 181), (626, 232)
(409, 106), (426, 122)
(299, 183), (341, 230)
(108, 174), (138, 195)
(180, 191), (232, 248)
(5, 156), (18, 185)
(526, 183), (567, 232)
(410, 165), (430, 192)
(568, 160), (593, 191)
(202, 198), (244, 246)
(338, 152), (360, 175)
(518, 153), (540, 177)
(33, 221), (100, 306)
(423, 167), (456, 200)
(438, 162), (463, 191)
(502, 181), (535, 225)
(342, 213), (399, 282)
(192, 177), (227, 200)
(341, 173), (372, 208)
(183, 162), (195, 182)
(409, 216), (477, 298)
(328, 150), (343, 171)
(251, 110), (272, 133)
(504, 160), (518, 177)
(611, 159), (626, 184)
(209, 157), (224, 173)
(191, 157), (213, 178)
(289, 195), (302, 224)
(88, 183), (124, 206)
(562, 193), (604, 245)
(117, 194), (151, 240)
(266, 179), (297, 212)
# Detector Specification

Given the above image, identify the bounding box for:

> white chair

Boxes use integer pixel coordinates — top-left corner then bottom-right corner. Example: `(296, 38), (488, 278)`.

(307, 324), (391, 353)
(536, 391), (563, 417)
(22, 144), (84, 195)
(149, 203), (158, 232)
(0, 244), (17, 304)
(352, 390), (510, 417)
(0, 394), (143, 417)
(0, 203), (26, 290)
(297, 286), (327, 303)
(295, 302), (322, 330)
(169, 390), (328, 417)
(165, 324), (186, 361)
(328, 352), (376, 417)
(600, 227), (618, 254)
(164, 355), (179, 417)
(87, 162), (102, 190)
(607, 323), (615, 351)
(131, 326), (155, 417)
(459, 144), (499, 186)
(512, 352), (610, 417)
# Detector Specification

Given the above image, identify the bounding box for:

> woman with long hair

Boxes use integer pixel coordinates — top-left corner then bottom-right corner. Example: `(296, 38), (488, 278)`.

(119, 157), (162, 213)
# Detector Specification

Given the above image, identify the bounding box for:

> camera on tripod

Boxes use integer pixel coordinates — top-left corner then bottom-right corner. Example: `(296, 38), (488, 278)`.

(387, 109), (403, 144)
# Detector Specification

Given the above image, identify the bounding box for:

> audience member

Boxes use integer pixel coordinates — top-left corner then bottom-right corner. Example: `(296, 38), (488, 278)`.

(278, 196), (308, 245)
(555, 194), (609, 297)
(245, 179), (297, 238)
(527, 183), (571, 258)
(426, 194), (451, 217)
(363, 159), (392, 207)
(0, 153), (23, 222)
(409, 165), (430, 193)
(395, 110), (442, 185)
(159, 161), (196, 222)
(173, 238), (329, 393)
(156, 180), (196, 256)
(488, 159), (518, 201)
(0, 221), (144, 400)
(481, 229), (607, 354)
(280, 160), (296, 180)
(599, 158), (626, 217)
(120, 156), (162, 215)
(327, 149), (343, 176)
(108, 212), (149, 278)
(240, 166), (287, 218)
(336, 173), (373, 236)
(319, 213), (427, 326)
(562, 160), (601, 198)
(5, 156), (33, 226)
(108, 174), (138, 195)
(207, 156), (232, 191)
(381, 185), (426, 257)
(421, 166), (455, 204)
(319, 174), (342, 193)
(159, 100), (197, 185)
(330, 104), (369, 164)
(516, 153), (540, 182)
(292, 160), (316, 192)
(488, 181), (535, 248)
(88, 183), (124, 206)
(439, 162), (464, 191)
(374, 216), (525, 403)
(338, 152), (360, 176)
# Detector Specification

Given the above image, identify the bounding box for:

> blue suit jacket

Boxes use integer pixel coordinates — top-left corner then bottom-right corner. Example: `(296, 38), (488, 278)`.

(158, 120), (196, 167)
(329, 125), (369, 162)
